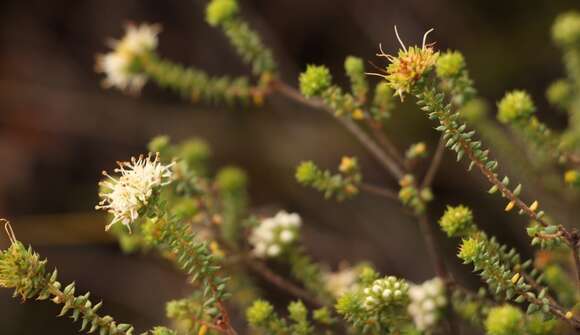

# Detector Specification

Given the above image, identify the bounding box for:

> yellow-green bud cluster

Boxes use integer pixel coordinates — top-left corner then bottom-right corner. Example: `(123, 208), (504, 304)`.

(398, 174), (432, 214)
(205, 0), (239, 27)
(299, 65), (333, 98)
(564, 169), (580, 187)
(246, 299), (275, 327)
(460, 98), (488, 123)
(0, 242), (49, 300)
(362, 276), (410, 312)
(552, 11), (580, 48)
(216, 166), (247, 192)
(344, 56), (368, 100)
(439, 205), (475, 238)
(405, 142), (428, 160)
(546, 79), (573, 109)
(436, 50), (465, 78)
(497, 90), (536, 124)
(484, 305), (524, 335)
(295, 158), (361, 201)
(371, 82), (393, 121)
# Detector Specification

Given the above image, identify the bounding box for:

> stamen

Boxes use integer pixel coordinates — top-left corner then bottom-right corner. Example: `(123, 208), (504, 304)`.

(365, 72), (388, 80)
(422, 28), (435, 49)
(377, 43), (388, 57)
(394, 26), (407, 52)
(2, 219), (17, 245)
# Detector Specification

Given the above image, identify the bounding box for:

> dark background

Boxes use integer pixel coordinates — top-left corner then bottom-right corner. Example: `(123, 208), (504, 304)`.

(0, 0), (578, 333)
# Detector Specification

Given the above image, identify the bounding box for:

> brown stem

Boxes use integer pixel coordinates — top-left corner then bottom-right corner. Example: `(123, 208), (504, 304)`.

(422, 135), (446, 189)
(416, 214), (448, 279)
(271, 80), (405, 180)
(359, 183), (399, 201)
(243, 256), (323, 307)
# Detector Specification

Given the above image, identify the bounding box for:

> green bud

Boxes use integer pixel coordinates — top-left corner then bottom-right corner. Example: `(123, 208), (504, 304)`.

(148, 135), (171, 154)
(436, 50), (465, 78)
(552, 11), (580, 47)
(497, 90), (536, 124)
(295, 161), (319, 184)
(484, 305), (524, 335)
(246, 300), (274, 327)
(206, 0), (239, 27)
(0, 242), (49, 300)
(439, 205), (475, 238)
(299, 65), (332, 98)
(312, 307), (333, 325)
(179, 138), (210, 171)
(345, 56), (365, 77)
(216, 166), (247, 192)
(460, 98), (488, 123)
(546, 79), (572, 108)
(458, 237), (480, 262)
(288, 300), (308, 323)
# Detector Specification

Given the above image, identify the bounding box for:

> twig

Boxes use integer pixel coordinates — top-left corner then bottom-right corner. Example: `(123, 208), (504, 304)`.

(243, 256), (323, 308)
(271, 80), (405, 180)
(421, 135), (445, 189)
(359, 183), (399, 201)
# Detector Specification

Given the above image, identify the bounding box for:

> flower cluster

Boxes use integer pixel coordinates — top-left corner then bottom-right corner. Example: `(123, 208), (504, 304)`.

(497, 90), (536, 124)
(362, 276), (410, 312)
(249, 211), (301, 258)
(438, 205), (475, 238)
(407, 277), (447, 331)
(323, 266), (360, 298)
(96, 153), (174, 231)
(96, 23), (160, 93)
(371, 28), (438, 100)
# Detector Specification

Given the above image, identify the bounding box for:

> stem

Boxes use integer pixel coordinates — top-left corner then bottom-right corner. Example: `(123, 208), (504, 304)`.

(359, 183), (399, 201)
(243, 256), (323, 307)
(422, 135), (446, 189)
(271, 80), (405, 180)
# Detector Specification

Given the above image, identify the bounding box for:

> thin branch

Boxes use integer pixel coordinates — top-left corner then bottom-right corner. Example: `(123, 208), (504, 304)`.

(422, 135), (445, 189)
(359, 183), (399, 201)
(243, 256), (323, 308)
(271, 80), (405, 180)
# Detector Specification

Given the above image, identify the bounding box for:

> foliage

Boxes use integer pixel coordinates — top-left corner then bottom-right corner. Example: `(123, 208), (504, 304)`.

(3, 2), (580, 335)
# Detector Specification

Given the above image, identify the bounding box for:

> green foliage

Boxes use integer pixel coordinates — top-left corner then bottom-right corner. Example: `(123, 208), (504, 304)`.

(0, 241), (136, 335)
(216, 166), (248, 247)
(141, 53), (254, 105)
(371, 82), (394, 121)
(299, 65), (333, 98)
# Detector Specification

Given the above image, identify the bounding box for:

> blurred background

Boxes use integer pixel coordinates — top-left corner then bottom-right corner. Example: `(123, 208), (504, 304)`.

(1, 0), (579, 333)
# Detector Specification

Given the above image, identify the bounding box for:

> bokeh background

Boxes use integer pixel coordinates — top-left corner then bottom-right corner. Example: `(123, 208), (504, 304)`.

(1, 0), (579, 333)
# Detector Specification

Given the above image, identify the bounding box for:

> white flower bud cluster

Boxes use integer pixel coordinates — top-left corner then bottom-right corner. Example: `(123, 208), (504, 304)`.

(324, 266), (359, 298)
(96, 153), (174, 231)
(96, 23), (160, 93)
(363, 276), (409, 312)
(408, 277), (447, 331)
(249, 211), (301, 258)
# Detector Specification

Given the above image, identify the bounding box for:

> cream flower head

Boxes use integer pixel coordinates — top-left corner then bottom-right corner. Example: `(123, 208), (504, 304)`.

(96, 153), (173, 231)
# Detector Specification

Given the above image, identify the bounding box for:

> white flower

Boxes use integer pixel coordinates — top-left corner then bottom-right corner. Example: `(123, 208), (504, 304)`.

(96, 153), (173, 231)
(96, 23), (160, 93)
(323, 266), (359, 297)
(407, 277), (447, 331)
(249, 210), (302, 259)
